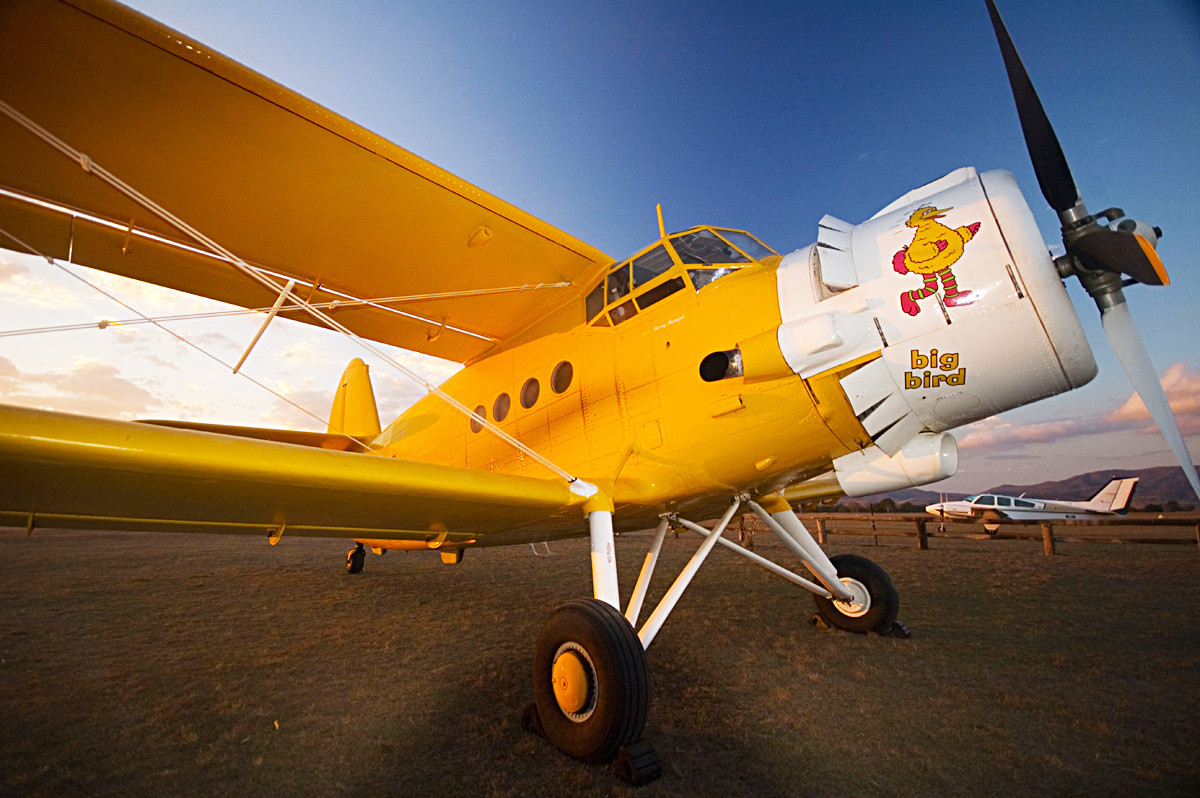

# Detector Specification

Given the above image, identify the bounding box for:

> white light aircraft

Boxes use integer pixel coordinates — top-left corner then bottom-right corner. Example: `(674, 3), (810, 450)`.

(926, 477), (1138, 532)
(0, 0), (1197, 784)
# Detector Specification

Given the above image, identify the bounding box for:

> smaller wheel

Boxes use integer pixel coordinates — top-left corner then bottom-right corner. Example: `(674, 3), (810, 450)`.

(346, 544), (365, 574)
(532, 599), (650, 764)
(812, 553), (898, 634)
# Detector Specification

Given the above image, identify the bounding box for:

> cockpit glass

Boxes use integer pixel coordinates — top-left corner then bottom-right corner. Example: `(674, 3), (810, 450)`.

(606, 264), (631, 304)
(630, 245), (673, 287)
(717, 230), (776, 260)
(670, 230), (749, 265)
(688, 267), (739, 290)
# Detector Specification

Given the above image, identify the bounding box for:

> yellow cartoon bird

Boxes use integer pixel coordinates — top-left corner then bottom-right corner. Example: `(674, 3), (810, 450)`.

(893, 205), (981, 316)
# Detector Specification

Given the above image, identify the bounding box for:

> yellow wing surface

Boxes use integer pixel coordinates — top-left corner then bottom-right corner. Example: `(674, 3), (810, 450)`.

(0, 404), (588, 543)
(0, 0), (611, 363)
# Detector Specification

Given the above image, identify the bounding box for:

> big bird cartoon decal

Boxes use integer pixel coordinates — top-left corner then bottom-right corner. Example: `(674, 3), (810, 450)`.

(892, 205), (982, 315)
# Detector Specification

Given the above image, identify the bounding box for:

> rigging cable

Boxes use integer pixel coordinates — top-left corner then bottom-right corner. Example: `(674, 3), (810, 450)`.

(0, 99), (595, 493)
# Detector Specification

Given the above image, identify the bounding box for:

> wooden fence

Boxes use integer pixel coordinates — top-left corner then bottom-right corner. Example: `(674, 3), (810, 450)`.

(738, 513), (1200, 556)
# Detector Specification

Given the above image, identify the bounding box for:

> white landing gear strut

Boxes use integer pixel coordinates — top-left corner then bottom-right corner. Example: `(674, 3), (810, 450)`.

(526, 493), (902, 785)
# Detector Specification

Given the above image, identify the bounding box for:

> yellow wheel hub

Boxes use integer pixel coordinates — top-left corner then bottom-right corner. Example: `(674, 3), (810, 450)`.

(551, 650), (590, 714)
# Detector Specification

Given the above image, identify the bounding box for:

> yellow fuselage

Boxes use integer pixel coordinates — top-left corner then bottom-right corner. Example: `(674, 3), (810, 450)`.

(373, 241), (866, 525)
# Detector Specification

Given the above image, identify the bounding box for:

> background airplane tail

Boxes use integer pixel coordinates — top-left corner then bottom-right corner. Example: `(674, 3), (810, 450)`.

(1085, 478), (1139, 514)
(328, 358), (381, 438)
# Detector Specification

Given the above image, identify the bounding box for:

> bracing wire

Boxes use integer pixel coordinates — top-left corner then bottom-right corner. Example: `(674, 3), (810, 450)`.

(0, 225), (380, 453)
(0, 98), (594, 492)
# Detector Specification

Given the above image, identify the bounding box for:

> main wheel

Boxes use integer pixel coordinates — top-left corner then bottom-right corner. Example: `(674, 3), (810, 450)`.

(346, 544), (365, 574)
(532, 599), (650, 764)
(812, 553), (898, 634)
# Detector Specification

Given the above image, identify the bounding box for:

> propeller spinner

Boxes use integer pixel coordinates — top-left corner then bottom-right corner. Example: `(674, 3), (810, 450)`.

(984, 0), (1199, 500)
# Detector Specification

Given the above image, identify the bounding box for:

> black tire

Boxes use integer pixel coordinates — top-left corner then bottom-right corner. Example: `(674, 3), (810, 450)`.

(346, 545), (365, 574)
(532, 599), (650, 764)
(812, 553), (898, 634)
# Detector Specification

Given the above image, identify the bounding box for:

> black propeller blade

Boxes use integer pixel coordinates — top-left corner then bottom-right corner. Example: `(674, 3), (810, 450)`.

(984, 0), (1081, 217)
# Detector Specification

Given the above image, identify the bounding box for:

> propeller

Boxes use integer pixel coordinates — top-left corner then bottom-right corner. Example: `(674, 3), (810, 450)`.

(985, 0), (1200, 501)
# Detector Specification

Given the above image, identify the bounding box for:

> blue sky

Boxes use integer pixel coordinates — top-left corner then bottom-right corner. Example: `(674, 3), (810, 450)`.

(1, 0), (1197, 493)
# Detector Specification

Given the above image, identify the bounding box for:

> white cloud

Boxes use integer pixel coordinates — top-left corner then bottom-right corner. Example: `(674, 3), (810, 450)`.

(1105, 363), (1200, 434)
(0, 355), (161, 418)
(957, 363), (1200, 450)
(0, 258), (88, 310)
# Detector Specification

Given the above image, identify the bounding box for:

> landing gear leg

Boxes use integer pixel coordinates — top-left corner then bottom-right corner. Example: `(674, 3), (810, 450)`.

(346, 542), (365, 574)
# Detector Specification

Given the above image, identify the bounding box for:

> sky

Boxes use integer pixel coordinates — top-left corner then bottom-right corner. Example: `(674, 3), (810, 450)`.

(1, 0), (1198, 494)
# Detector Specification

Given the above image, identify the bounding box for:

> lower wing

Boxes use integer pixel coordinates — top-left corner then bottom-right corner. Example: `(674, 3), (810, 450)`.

(0, 404), (586, 546)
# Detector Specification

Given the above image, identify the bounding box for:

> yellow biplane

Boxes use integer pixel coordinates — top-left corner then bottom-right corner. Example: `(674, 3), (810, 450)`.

(1, 0), (1195, 782)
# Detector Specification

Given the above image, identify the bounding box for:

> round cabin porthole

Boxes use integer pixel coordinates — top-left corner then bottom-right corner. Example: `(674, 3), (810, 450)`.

(521, 377), (540, 409)
(550, 361), (574, 394)
(470, 405), (486, 433)
(493, 393), (511, 422)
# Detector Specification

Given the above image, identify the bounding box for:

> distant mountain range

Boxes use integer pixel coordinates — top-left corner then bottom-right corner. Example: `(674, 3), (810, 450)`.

(841, 466), (1200, 510)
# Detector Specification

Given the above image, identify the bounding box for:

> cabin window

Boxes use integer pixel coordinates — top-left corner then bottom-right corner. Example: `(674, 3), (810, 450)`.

(470, 405), (486, 433)
(671, 230), (749, 265)
(609, 299), (637, 325)
(520, 377), (540, 409)
(631, 245), (673, 287)
(585, 282), (605, 321)
(997, 496), (1012, 507)
(636, 276), (685, 310)
(976, 495), (995, 506)
(551, 361), (574, 393)
(607, 264), (631, 304)
(493, 393), (511, 422)
(1014, 499), (1036, 508)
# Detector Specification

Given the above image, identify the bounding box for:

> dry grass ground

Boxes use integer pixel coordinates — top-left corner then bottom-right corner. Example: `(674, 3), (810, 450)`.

(2, 525), (1198, 797)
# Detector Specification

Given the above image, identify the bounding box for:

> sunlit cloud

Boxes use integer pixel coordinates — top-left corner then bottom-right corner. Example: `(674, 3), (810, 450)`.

(956, 416), (1100, 450)
(957, 363), (1200, 450)
(260, 380), (335, 429)
(0, 257), (88, 310)
(1105, 363), (1200, 434)
(0, 355), (161, 418)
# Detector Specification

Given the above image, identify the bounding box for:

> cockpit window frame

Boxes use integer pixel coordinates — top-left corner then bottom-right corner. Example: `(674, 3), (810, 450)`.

(584, 226), (778, 326)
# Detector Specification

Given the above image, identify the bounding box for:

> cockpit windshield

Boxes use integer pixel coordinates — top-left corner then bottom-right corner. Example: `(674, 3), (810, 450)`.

(670, 230), (749, 265)
(584, 227), (777, 326)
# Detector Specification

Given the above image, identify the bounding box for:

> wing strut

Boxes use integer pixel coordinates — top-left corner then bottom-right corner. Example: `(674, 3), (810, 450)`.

(233, 279), (294, 374)
(0, 98), (596, 495)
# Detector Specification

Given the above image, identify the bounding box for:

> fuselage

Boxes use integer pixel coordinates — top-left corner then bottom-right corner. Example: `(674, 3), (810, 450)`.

(928, 494), (1112, 523)
(373, 168), (1099, 531)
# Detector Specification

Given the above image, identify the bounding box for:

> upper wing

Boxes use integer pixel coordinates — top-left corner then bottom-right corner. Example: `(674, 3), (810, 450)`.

(0, 0), (611, 363)
(0, 403), (588, 544)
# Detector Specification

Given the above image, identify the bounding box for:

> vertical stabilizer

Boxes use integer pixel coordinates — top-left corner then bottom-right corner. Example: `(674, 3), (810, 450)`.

(1085, 477), (1138, 514)
(328, 358), (381, 438)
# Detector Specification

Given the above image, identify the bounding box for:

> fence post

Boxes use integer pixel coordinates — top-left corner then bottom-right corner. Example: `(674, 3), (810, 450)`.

(915, 518), (928, 550)
(1041, 522), (1055, 556)
(816, 518), (827, 545)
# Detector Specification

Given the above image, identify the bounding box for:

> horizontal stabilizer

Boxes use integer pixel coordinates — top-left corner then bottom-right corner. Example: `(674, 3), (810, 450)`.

(138, 419), (372, 452)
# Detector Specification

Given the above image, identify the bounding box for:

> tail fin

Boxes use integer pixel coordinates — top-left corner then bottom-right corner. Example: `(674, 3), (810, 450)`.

(1085, 477), (1139, 514)
(328, 358), (381, 438)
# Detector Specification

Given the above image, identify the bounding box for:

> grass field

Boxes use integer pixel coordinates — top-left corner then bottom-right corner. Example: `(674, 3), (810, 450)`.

(2, 525), (1197, 796)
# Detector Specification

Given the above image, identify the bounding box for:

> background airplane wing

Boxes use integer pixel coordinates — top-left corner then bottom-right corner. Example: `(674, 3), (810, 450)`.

(0, 0), (612, 363)
(0, 404), (588, 543)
